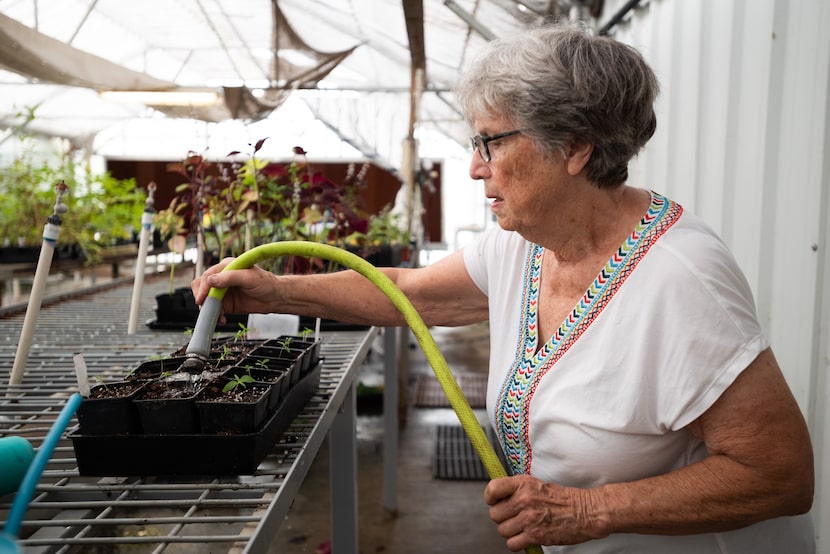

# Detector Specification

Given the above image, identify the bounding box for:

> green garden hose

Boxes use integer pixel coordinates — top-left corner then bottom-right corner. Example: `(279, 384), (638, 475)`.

(185, 241), (542, 554)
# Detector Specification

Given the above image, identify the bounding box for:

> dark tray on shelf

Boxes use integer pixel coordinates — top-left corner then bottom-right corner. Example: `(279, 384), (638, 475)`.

(145, 312), (249, 332)
(69, 363), (321, 476)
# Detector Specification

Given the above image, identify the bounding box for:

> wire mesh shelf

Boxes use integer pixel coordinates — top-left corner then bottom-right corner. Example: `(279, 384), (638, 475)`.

(0, 274), (377, 553)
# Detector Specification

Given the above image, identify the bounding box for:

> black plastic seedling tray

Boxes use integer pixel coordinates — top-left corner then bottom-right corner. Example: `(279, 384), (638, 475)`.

(70, 364), (321, 476)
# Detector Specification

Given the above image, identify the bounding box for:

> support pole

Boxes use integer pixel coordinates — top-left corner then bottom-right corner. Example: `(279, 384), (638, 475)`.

(127, 182), (156, 334)
(8, 181), (69, 390)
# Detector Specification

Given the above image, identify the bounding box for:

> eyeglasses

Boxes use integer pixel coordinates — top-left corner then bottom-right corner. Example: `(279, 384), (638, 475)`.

(470, 130), (522, 163)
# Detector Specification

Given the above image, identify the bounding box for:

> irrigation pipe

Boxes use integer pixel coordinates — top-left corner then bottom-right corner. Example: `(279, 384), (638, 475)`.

(184, 241), (542, 554)
(8, 182), (69, 391)
(127, 182), (156, 335)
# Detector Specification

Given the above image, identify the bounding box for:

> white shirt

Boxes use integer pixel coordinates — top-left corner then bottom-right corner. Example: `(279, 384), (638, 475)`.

(462, 191), (815, 553)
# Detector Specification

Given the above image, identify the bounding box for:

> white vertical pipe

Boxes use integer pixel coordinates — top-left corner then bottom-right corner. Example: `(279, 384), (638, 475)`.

(127, 183), (156, 335)
(8, 182), (69, 390)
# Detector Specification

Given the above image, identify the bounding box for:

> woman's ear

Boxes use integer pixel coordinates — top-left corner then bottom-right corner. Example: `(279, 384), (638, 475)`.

(565, 140), (593, 176)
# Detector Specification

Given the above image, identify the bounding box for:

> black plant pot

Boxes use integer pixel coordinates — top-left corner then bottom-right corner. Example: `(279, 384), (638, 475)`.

(278, 336), (322, 370)
(0, 246), (41, 264)
(76, 380), (147, 435)
(134, 379), (206, 434)
(149, 287), (248, 331)
(126, 357), (189, 381)
(196, 379), (272, 435)
(248, 346), (305, 385)
(234, 364), (292, 410)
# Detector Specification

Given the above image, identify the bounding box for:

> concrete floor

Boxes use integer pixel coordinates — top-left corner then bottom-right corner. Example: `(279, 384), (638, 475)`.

(268, 324), (513, 554)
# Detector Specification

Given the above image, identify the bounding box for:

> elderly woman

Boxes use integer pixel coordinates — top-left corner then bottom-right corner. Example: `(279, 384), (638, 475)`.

(193, 22), (815, 553)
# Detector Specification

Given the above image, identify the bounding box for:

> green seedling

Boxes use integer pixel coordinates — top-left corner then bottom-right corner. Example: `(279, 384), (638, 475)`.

(277, 337), (292, 354)
(219, 344), (234, 361)
(92, 375), (107, 391)
(223, 373), (254, 393)
(234, 323), (250, 345)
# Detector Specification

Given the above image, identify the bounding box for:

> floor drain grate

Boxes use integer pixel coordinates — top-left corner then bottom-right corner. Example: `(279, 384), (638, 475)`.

(432, 424), (507, 480)
(413, 373), (488, 408)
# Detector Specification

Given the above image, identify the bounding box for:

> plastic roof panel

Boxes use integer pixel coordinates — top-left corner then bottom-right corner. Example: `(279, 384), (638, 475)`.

(0, 0), (565, 166)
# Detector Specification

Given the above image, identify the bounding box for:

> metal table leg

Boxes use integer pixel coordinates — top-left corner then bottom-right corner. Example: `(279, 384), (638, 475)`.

(383, 327), (398, 514)
(330, 382), (358, 554)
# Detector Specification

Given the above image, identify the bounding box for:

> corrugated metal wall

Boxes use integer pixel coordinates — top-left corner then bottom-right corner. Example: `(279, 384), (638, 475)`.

(600, 0), (830, 549)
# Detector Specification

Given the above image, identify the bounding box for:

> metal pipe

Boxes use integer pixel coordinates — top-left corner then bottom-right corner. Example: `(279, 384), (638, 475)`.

(127, 182), (156, 334)
(8, 182), (69, 390)
(443, 0), (497, 41)
(598, 0), (643, 35)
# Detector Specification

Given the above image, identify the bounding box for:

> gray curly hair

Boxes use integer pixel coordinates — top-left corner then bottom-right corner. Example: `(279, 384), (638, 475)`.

(455, 21), (659, 188)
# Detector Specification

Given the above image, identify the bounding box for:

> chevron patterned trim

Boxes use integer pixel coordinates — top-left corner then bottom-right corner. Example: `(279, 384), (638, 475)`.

(495, 192), (683, 475)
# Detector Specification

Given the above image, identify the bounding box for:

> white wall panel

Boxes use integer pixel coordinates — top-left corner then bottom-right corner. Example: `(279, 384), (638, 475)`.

(601, 0), (830, 550)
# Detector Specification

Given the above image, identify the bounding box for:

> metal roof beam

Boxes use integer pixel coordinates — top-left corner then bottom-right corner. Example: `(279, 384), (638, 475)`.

(443, 0), (496, 41)
(403, 0), (426, 70)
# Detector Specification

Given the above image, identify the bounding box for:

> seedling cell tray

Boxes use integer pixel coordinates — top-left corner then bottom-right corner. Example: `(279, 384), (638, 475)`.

(70, 363), (321, 476)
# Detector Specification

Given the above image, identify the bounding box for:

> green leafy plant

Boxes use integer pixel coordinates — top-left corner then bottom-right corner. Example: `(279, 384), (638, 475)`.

(233, 323), (249, 345)
(222, 373), (255, 394)
(158, 140), (403, 275)
(299, 327), (314, 341)
(218, 344), (234, 362)
(0, 121), (144, 262)
(92, 375), (107, 391)
(277, 337), (293, 355)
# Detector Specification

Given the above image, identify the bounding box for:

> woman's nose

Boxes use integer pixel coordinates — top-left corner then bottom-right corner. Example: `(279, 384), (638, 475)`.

(469, 151), (488, 180)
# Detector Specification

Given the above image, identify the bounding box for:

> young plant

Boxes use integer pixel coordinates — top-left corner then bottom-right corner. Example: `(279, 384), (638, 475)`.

(223, 373), (255, 394)
(92, 375), (107, 391)
(277, 337), (293, 354)
(299, 327), (314, 341)
(219, 344), (234, 362)
(233, 323), (249, 345)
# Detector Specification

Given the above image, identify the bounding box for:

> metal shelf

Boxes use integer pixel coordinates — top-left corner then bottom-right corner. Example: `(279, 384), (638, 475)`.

(0, 275), (378, 553)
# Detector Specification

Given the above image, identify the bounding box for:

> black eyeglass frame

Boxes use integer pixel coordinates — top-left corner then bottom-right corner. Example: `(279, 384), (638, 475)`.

(470, 129), (522, 163)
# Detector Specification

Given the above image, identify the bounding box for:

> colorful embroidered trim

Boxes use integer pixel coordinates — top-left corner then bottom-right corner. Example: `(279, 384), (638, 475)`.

(495, 192), (683, 475)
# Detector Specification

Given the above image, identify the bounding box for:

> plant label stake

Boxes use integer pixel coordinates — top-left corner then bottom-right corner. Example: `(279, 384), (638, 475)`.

(73, 353), (91, 397)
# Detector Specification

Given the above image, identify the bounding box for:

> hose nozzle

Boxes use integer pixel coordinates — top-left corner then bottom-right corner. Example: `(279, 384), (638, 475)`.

(182, 294), (223, 371)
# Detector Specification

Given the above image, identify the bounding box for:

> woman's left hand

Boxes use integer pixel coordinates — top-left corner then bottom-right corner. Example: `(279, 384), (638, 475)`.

(484, 474), (611, 550)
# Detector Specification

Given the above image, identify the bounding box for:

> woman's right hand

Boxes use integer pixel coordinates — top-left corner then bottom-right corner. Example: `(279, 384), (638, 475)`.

(191, 258), (279, 320)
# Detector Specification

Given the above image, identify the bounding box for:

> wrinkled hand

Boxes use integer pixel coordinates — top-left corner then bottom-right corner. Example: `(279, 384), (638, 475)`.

(484, 474), (611, 551)
(191, 258), (279, 322)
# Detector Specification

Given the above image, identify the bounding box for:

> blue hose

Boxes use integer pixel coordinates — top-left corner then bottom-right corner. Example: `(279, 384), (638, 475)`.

(1, 392), (82, 548)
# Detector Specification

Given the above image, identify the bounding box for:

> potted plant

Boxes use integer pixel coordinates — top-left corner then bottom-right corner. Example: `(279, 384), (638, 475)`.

(133, 372), (209, 435)
(196, 370), (272, 435)
(0, 149), (145, 265)
(274, 329), (322, 372)
(235, 358), (293, 410)
(75, 378), (147, 435)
